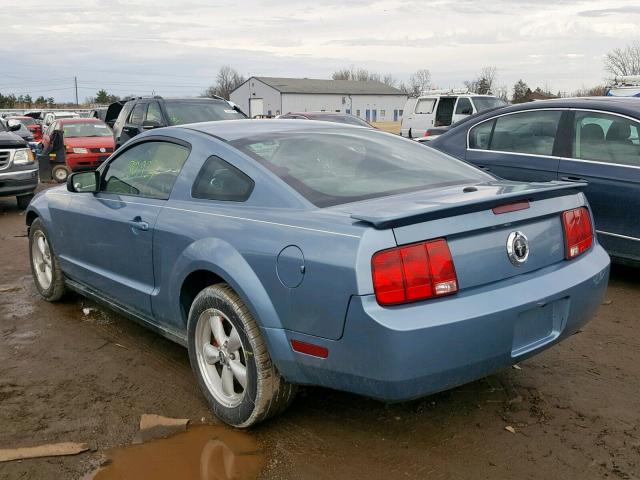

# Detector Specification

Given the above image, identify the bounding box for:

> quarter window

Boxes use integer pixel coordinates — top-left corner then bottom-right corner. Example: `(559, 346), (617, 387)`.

(415, 98), (436, 114)
(192, 156), (254, 202)
(473, 111), (562, 156)
(101, 141), (190, 199)
(572, 111), (640, 167)
(469, 119), (495, 150)
(128, 103), (146, 125)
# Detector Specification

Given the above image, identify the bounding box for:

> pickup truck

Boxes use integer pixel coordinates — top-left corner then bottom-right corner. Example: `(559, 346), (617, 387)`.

(0, 122), (38, 209)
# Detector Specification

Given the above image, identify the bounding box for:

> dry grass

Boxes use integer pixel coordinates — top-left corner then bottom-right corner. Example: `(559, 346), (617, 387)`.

(371, 121), (401, 134)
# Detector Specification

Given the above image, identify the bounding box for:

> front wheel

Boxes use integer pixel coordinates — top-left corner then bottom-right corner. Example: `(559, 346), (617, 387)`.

(28, 218), (66, 301)
(187, 284), (296, 427)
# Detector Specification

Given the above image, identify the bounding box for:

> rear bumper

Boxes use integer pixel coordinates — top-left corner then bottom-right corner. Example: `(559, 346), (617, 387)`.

(265, 245), (610, 401)
(0, 168), (38, 196)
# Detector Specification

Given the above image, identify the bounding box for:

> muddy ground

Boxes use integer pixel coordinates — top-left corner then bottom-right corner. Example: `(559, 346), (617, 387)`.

(1, 192), (639, 480)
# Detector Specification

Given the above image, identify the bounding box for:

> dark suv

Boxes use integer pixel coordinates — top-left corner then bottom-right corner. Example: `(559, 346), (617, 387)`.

(108, 96), (247, 148)
(0, 121), (38, 209)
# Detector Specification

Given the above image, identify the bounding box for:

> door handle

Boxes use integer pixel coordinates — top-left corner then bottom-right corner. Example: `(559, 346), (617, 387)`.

(128, 217), (149, 231)
(477, 165), (491, 171)
(560, 176), (586, 183)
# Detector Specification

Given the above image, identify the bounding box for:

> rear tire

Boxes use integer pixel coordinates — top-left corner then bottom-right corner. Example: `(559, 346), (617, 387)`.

(28, 218), (66, 301)
(187, 284), (296, 427)
(17, 193), (34, 210)
(52, 165), (69, 183)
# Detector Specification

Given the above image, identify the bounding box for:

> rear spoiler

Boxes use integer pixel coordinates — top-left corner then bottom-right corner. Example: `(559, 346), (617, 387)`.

(350, 181), (587, 229)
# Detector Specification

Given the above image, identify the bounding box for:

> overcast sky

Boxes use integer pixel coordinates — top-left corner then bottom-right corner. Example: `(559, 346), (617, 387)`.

(1, 0), (638, 102)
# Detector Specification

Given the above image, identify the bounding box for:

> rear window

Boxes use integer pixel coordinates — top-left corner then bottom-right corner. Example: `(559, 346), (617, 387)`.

(165, 101), (246, 125)
(13, 117), (36, 126)
(472, 97), (508, 112)
(308, 114), (371, 127)
(232, 129), (490, 207)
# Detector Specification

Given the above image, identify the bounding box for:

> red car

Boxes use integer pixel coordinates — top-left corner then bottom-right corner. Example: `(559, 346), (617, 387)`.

(42, 118), (115, 182)
(7, 116), (42, 141)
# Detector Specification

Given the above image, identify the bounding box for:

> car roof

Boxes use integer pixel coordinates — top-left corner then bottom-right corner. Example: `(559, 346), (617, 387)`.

(182, 119), (360, 141)
(493, 97), (640, 116)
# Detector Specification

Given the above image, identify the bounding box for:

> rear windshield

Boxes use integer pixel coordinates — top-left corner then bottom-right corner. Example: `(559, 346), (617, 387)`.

(62, 122), (112, 137)
(472, 97), (508, 112)
(232, 129), (490, 207)
(164, 101), (246, 125)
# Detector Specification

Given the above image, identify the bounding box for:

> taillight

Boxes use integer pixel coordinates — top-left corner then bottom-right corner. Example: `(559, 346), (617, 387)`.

(424, 130), (432, 137)
(372, 239), (458, 306)
(562, 207), (593, 260)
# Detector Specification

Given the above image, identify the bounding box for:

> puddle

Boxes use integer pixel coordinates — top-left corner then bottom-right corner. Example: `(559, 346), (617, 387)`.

(89, 425), (264, 480)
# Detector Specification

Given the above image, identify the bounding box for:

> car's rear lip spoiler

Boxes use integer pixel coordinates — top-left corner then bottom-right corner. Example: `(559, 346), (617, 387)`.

(350, 182), (587, 229)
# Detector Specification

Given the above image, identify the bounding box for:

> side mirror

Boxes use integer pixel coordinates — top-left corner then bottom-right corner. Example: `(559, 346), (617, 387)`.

(142, 120), (162, 130)
(67, 171), (100, 193)
(8, 120), (21, 131)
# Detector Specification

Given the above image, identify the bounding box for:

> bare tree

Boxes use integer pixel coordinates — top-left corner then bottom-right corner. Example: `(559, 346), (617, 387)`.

(465, 66), (497, 94)
(604, 42), (640, 76)
(571, 85), (607, 97)
(203, 66), (245, 100)
(331, 67), (398, 87)
(406, 69), (431, 96)
(331, 68), (352, 80)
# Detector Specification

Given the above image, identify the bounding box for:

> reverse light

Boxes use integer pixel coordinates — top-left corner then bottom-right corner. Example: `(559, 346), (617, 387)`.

(562, 207), (593, 260)
(372, 238), (458, 306)
(13, 148), (34, 165)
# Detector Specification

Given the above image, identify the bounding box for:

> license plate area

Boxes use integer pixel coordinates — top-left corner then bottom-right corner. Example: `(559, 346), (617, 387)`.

(512, 298), (569, 357)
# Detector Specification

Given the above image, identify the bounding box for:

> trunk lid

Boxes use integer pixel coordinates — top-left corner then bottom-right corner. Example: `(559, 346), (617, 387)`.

(348, 180), (587, 290)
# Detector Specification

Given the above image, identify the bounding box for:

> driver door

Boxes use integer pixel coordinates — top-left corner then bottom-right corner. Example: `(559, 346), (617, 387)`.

(58, 139), (191, 318)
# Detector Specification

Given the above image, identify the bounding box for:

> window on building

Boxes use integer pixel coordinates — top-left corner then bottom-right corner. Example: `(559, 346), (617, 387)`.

(399, 110), (403, 117)
(380, 110), (386, 117)
(356, 109), (361, 117)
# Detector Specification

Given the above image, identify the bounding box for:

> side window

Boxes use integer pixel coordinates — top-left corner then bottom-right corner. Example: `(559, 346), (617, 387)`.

(572, 111), (640, 167)
(455, 97), (473, 115)
(145, 102), (163, 124)
(128, 103), (146, 125)
(192, 156), (254, 202)
(101, 141), (190, 199)
(415, 98), (436, 114)
(469, 119), (495, 150)
(489, 111), (562, 156)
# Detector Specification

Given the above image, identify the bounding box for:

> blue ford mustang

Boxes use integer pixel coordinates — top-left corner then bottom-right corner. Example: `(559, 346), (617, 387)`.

(26, 120), (610, 427)
(429, 97), (640, 266)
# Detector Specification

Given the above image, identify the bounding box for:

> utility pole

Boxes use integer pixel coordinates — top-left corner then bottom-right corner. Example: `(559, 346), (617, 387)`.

(74, 76), (79, 107)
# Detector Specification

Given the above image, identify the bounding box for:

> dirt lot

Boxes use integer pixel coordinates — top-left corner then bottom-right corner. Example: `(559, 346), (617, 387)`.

(1, 192), (639, 480)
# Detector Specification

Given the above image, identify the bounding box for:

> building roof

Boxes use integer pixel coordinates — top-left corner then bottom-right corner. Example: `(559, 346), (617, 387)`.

(249, 77), (405, 96)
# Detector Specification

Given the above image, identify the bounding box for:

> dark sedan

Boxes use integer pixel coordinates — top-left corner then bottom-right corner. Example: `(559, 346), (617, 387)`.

(429, 97), (640, 265)
(277, 111), (373, 127)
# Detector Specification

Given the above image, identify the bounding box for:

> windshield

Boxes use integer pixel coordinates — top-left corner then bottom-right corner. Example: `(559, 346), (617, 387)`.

(472, 97), (508, 112)
(62, 122), (112, 137)
(164, 101), (246, 125)
(308, 114), (372, 127)
(233, 129), (490, 207)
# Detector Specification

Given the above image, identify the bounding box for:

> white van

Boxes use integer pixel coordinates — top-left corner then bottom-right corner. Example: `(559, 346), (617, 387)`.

(400, 91), (506, 138)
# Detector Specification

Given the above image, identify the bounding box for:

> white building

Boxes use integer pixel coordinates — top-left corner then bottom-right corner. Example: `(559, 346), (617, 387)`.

(230, 77), (407, 122)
